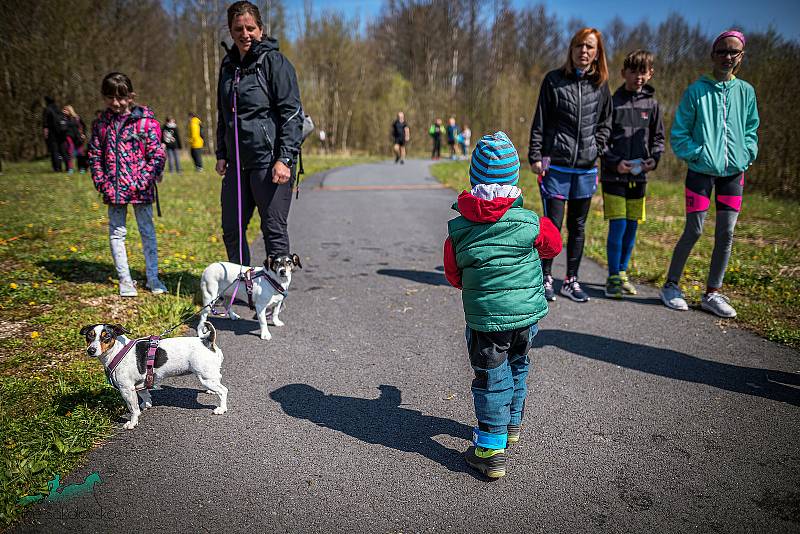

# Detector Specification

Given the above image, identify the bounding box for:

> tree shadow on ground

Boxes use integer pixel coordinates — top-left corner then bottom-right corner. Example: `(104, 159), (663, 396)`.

(533, 329), (800, 406)
(376, 269), (449, 286)
(38, 259), (201, 297)
(270, 384), (474, 474)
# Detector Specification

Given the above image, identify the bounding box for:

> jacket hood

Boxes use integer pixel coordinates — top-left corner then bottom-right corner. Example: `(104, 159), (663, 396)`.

(224, 36), (279, 63)
(100, 105), (155, 123)
(614, 83), (655, 98)
(698, 74), (741, 90)
(452, 186), (523, 223)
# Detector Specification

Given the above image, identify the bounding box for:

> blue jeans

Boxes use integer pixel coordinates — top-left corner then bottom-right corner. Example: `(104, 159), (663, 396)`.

(108, 204), (159, 283)
(465, 323), (538, 449)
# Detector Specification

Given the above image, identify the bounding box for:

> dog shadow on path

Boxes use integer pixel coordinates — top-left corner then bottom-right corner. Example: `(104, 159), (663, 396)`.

(534, 329), (800, 406)
(270, 384), (472, 474)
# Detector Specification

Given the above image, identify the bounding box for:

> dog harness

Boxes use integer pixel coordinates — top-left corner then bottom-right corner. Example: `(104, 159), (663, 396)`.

(105, 336), (161, 391)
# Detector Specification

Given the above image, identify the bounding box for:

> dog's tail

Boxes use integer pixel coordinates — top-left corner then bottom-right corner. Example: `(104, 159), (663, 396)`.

(198, 323), (218, 353)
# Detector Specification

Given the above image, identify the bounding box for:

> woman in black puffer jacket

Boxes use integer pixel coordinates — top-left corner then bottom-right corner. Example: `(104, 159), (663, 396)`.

(528, 27), (612, 303)
(215, 0), (304, 266)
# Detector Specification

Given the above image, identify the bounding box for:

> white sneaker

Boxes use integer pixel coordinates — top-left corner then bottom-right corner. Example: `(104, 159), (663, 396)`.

(701, 292), (737, 318)
(146, 279), (168, 295)
(119, 279), (138, 297)
(660, 282), (688, 311)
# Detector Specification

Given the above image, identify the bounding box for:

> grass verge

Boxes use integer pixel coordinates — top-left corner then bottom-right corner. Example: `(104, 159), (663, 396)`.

(0, 153), (376, 526)
(431, 160), (800, 348)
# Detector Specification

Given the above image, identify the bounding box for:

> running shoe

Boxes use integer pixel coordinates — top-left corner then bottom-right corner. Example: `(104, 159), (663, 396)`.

(560, 277), (590, 302)
(660, 282), (688, 311)
(119, 279), (138, 297)
(618, 271), (638, 295)
(464, 446), (506, 478)
(146, 278), (168, 295)
(605, 275), (623, 299)
(543, 275), (556, 302)
(701, 292), (737, 318)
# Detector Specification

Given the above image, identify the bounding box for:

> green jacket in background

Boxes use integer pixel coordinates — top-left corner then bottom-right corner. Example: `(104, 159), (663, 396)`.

(447, 196), (548, 332)
(670, 75), (759, 177)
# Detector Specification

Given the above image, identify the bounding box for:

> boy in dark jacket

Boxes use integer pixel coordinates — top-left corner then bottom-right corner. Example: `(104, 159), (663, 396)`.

(601, 50), (665, 298)
(444, 132), (561, 478)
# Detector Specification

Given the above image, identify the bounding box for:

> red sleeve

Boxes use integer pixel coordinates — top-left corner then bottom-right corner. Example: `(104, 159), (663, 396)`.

(443, 237), (462, 289)
(534, 216), (562, 259)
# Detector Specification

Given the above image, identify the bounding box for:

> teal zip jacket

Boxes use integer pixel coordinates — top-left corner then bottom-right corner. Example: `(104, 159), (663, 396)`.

(444, 188), (562, 332)
(670, 75), (759, 177)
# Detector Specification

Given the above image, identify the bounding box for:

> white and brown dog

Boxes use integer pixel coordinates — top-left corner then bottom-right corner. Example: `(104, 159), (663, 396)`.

(80, 323), (228, 429)
(197, 254), (301, 340)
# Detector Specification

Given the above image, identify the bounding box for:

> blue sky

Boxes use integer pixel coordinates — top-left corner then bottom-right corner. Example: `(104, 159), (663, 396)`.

(283, 0), (800, 41)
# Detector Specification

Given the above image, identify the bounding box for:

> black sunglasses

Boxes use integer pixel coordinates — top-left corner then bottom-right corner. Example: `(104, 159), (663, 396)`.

(713, 49), (743, 58)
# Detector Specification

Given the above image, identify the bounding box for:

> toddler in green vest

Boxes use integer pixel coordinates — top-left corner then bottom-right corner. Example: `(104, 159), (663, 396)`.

(443, 131), (562, 478)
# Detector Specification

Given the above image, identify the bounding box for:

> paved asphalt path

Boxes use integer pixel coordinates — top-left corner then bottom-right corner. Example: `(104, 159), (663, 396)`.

(15, 160), (800, 533)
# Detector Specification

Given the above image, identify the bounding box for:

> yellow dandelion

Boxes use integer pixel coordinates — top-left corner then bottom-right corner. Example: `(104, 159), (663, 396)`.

(30, 331), (39, 339)
(693, 285), (700, 291)
(69, 246), (78, 252)
(9, 283), (18, 289)
(189, 256), (195, 261)
(210, 235), (218, 243)
(26, 223), (33, 228)
(28, 301), (35, 306)
(46, 279), (53, 284)
(181, 254), (187, 259)
(33, 283), (39, 288)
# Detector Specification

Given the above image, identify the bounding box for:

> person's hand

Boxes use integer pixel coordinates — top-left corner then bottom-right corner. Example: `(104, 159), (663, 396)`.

(531, 161), (543, 175)
(644, 158), (656, 171)
(617, 160), (633, 174)
(272, 161), (291, 184)
(215, 159), (227, 176)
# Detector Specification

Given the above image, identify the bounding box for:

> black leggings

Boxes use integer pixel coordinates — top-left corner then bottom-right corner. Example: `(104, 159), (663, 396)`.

(221, 165), (294, 266)
(541, 197), (592, 279)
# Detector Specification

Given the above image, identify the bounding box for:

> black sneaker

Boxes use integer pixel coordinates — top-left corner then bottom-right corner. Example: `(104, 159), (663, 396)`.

(560, 277), (590, 302)
(464, 446), (506, 478)
(507, 424), (521, 446)
(543, 275), (556, 302)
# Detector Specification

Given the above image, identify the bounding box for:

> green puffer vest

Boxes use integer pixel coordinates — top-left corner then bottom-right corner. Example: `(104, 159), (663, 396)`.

(447, 196), (548, 332)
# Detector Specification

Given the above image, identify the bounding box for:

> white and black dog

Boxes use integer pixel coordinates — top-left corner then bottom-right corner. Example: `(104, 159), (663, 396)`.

(80, 323), (228, 429)
(197, 254), (302, 341)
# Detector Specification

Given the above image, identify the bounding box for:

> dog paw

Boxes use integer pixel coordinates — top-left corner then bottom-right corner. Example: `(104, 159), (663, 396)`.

(260, 331), (272, 340)
(123, 420), (138, 430)
(213, 407), (227, 415)
(272, 319), (285, 327)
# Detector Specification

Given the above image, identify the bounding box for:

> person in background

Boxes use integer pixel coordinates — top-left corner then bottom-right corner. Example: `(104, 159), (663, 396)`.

(62, 105), (87, 174)
(600, 50), (665, 298)
(446, 116), (459, 160)
(460, 124), (472, 158)
(429, 118), (445, 160)
(660, 30), (759, 318)
(188, 112), (204, 171)
(162, 116), (182, 173)
(391, 111), (410, 164)
(42, 96), (66, 172)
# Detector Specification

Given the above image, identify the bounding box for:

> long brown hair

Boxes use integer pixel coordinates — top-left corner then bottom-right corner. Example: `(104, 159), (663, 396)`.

(563, 27), (608, 86)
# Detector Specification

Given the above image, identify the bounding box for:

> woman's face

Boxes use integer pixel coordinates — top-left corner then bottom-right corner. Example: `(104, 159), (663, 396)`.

(571, 34), (598, 70)
(712, 37), (744, 75)
(230, 13), (262, 56)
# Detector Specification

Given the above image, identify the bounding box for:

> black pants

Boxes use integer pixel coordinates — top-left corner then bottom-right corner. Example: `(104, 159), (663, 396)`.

(431, 137), (441, 159)
(47, 136), (64, 172)
(221, 165), (293, 266)
(191, 148), (203, 170)
(541, 197), (592, 279)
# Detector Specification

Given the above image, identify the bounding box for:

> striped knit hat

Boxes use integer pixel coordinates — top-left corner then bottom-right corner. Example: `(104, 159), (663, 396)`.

(469, 131), (520, 187)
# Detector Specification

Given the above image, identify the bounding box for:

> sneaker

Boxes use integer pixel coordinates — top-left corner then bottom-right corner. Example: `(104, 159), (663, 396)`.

(464, 446), (506, 478)
(395, 155), (400, 164)
(660, 282), (688, 311)
(543, 275), (556, 302)
(400, 159), (405, 165)
(618, 271), (638, 295)
(604, 275), (623, 299)
(146, 278), (168, 295)
(507, 424), (521, 446)
(560, 277), (590, 302)
(701, 292), (737, 318)
(119, 279), (138, 297)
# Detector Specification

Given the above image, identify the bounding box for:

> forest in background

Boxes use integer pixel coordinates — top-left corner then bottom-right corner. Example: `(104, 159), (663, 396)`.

(1, 0), (798, 197)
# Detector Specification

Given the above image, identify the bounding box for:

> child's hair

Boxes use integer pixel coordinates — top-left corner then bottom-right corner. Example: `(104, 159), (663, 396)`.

(564, 27), (609, 86)
(623, 50), (655, 73)
(101, 72), (134, 98)
(63, 105), (78, 119)
(227, 1), (262, 30)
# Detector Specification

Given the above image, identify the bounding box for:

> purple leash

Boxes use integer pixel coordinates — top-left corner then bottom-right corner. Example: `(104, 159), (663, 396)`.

(226, 67), (246, 311)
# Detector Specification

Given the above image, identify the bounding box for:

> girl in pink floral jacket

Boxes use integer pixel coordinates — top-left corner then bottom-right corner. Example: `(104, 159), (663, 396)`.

(88, 72), (167, 297)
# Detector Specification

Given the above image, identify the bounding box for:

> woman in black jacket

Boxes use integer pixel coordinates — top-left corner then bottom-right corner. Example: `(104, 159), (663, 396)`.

(528, 27), (612, 303)
(215, 0), (304, 266)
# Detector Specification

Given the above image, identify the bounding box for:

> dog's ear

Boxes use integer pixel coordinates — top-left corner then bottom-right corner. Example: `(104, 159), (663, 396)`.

(110, 324), (131, 336)
(265, 256), (274, 271)
(291, 254), (303, 269)
(79, 324), (97, 336)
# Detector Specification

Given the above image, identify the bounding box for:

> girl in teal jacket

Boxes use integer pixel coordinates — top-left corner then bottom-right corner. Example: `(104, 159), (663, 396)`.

(660, 30), (760, 319)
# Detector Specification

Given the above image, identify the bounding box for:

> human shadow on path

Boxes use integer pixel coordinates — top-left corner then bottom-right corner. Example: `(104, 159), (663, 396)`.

(376, 269), (449, 286)
(270, 384), (472, 473)
(533, 329), (800, 406)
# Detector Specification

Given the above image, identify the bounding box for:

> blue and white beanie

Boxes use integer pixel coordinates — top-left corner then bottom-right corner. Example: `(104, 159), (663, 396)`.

(469, 131), (520, 187)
